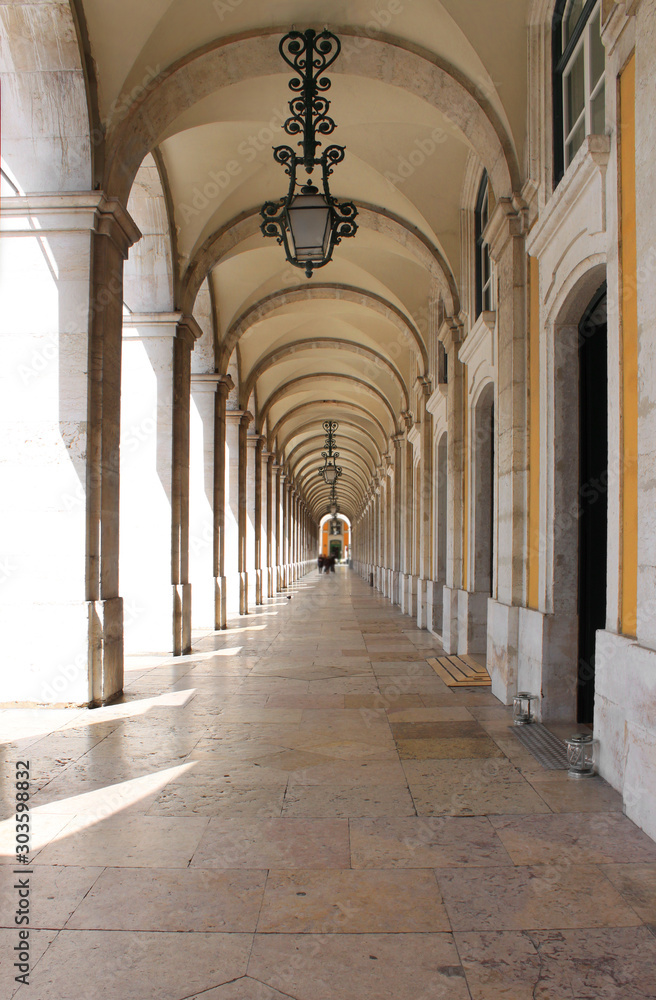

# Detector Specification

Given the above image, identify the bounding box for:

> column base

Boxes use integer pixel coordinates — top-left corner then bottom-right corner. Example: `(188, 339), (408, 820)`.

(595, 630), (656, 843)
(90, 597), (124, 704)
(401, 575), (418, 617)
(515, 605), (578, 721)
(239, 572), (249, 615)
(392, 570), (401, 605)
(416, 578), (428, 630)
(426, 580), (444, 635)
(215, 576), (227, 629)
(485, 598), (519, 704)
(173, 584), (192, 656)
(457, 590), (489, 656)
(441, 586), (460, 653)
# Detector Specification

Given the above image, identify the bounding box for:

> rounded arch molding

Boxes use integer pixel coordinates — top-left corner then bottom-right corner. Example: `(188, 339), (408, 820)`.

(269, 400), (389, 455)
(224, 282), (428, 376)
(240, 336), (410, 412)
(104, 29), (520, 222)
(259, 374), (400, 435)
(181, 204), (460, 319)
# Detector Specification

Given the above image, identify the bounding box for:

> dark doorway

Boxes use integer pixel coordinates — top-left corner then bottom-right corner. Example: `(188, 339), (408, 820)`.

(577, 284), (607, 724)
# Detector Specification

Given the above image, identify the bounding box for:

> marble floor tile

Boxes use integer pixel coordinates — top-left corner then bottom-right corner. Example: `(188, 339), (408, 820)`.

(386, 706), (474, 722)
(0, 928), (58, 999)
(296, 739), (397, 760)
(390, 720), (487, 740)
(409, 778), (551, 816)
(4, 569), (656, 998)
(344, 693), (424, 710)
(456, 927), (656, 1000)
(0, 865), (103, 928)
(395, 736), (505, 759)
(0, 812), (74, 862)
(350, 816), (513, 868)
(248, 932), (470, 1000)
(14, 930), (253, 1000)
(147, 782), (286, 818)
(282, 782), (416, 818)
(257, 869), (448, 932)
(436, 863), (641, 930)
(191, 817), (350, 868)
(285, 758), (407, 786)
(187, 978), (293, 1000)
(489, 812), (656, 864)
(522, 772), (624, 812)
(36, 814), (210, 868)
(602, 863), (656, 924)
(67, 867), (266, 931)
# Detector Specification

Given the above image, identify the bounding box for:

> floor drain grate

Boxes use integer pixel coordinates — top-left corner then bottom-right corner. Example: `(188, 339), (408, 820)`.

(512, 723), (569, 769)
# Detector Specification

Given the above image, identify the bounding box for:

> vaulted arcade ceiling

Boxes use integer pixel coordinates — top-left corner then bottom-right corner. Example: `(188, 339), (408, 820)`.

(79, 0), (528, 518)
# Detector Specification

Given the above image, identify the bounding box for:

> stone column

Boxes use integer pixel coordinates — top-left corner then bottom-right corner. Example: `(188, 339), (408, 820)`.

(171, 316), (202, 655)
(442, 319), (466, 653)
(276, 467), (285, 590)
(265, 453), (276, 597)
(283, 478), (291, 587)
(0, 194), (139, 705)
(253, 435), (265, 605)
(225, 411), (242, 616)
(401, 430), (417, 616)
(189, 372), (219, 632)
(120, 312), (179, 655)
(417, 378), (434, 629)
(485, 201), (528, 702)
(238, 411), (254, 614)
(392, 434), (404, 603)
(243, 429), (260, 610)
(213, 375), (234, 628)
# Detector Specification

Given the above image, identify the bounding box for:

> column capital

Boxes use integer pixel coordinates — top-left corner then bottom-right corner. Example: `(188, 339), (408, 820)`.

(123, 312), (182, 338)
(439, 313), (465, 349)
(416, 374), (432, 397)
(176, 315), (204, 348)
(0, 192), (141, 258)
(485, 196), (528, 263)
(190, 372), (232, 393)
(246, 432), (266, 449)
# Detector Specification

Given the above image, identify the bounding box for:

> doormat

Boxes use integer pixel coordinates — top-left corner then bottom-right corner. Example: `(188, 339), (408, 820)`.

(427, 655), (491, 687)
(512, 723), (569, 769)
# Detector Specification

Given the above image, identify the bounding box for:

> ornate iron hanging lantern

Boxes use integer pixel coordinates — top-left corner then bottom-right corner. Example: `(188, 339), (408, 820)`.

(318, 419), (342, 486)
(330, 516), (342, 535)
(327, 480), (340, 517)
(261, 29), (358, 277)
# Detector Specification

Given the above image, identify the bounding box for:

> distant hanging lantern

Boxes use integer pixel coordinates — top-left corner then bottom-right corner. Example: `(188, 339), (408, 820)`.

(318, 420), (342, 487)
(261, 29), (358, 277)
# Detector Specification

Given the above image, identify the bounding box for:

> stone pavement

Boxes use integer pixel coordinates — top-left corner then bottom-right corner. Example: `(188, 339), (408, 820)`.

(1, 568), (656, 999)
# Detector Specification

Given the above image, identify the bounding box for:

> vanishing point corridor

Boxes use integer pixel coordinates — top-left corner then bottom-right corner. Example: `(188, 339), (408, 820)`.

(2, 567), (656, 999)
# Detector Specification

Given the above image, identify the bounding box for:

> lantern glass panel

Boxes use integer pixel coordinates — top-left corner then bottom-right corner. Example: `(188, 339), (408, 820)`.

(566, 733), (596, 777)
(287, 190), (331, 262)
(323, 464), (337, 485)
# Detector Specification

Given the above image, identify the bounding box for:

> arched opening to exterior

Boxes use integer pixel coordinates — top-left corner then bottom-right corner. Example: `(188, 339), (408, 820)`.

(577, 283), (607, 724)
